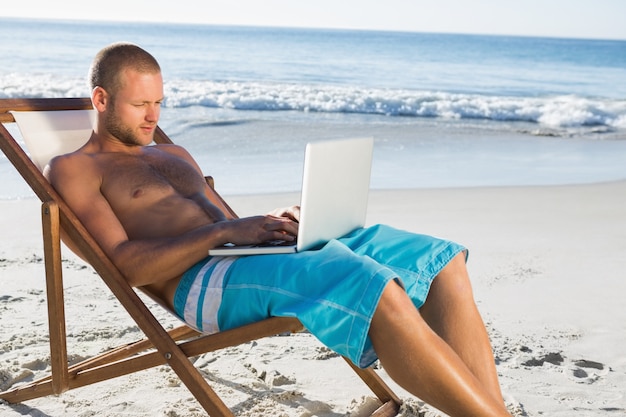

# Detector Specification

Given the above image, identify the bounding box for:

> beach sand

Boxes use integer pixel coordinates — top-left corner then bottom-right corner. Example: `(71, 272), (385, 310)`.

(1, 181), (625, 416)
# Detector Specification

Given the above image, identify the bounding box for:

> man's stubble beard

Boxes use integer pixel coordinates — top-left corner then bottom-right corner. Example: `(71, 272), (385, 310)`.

(104, 108), (145, 147)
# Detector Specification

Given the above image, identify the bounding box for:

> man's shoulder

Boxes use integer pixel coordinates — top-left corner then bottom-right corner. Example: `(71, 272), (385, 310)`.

(152, 142), (190, 155)
(48, 148), (92, 169)
(151, 143), (197, 163)
(45, 148), (99, 182)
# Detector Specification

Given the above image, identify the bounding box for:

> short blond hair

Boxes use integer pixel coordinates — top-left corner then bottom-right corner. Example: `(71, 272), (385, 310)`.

(89, 42), (161, 96)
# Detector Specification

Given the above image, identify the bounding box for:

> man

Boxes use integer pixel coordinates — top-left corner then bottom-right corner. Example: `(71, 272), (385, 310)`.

(46, 43), (511, 416)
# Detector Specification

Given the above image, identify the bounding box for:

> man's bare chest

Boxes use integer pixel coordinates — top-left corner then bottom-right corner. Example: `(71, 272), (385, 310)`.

(98, 152), (205, 200)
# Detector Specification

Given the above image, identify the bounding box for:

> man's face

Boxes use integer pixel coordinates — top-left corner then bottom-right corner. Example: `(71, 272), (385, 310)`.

(104, 68), (164, 147)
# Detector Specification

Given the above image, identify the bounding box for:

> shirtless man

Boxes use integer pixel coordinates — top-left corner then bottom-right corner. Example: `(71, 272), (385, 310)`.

(46, 43), (511, 416)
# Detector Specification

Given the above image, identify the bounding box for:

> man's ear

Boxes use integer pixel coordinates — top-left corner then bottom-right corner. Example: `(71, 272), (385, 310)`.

(91, 86), (109, 112)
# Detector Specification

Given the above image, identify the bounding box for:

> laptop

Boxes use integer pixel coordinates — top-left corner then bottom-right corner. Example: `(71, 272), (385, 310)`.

(208, 137), (374, 256)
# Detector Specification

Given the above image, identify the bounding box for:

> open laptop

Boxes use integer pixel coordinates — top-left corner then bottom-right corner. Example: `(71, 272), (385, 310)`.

(208, 137), (374, 256)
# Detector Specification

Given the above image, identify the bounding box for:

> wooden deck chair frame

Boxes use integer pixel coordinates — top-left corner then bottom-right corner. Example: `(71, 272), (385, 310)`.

(0, 97), (402, 416)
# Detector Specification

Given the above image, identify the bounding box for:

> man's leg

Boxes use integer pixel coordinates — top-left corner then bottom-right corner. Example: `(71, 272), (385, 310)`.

(419, 252), (504, 402)
(368, 269), (510, 416)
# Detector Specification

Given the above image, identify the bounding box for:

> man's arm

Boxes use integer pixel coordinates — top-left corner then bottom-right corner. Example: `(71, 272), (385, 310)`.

(46, 153), (298, 287)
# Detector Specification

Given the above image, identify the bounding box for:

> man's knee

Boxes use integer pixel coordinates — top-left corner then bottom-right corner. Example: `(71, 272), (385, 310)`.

(429, 252), (475, 302)
(375, 279), (414, 318)
(442, 251), (470, 278)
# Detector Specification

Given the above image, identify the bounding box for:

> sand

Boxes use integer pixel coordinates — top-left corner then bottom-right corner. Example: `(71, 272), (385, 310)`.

(1, 181), (625, 416)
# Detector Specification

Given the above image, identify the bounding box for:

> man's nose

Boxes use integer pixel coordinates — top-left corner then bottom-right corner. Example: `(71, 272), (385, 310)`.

(145, 104), (159, 121)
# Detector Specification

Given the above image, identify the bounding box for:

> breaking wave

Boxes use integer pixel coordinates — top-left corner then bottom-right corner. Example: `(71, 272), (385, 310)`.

(2, 73), (625, 130)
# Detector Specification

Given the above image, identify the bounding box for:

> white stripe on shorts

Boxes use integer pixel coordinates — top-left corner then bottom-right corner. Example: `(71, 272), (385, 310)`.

(183, 256), (238, 333)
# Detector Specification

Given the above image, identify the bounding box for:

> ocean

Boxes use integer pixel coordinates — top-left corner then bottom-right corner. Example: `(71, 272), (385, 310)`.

(1, 17), (626, 198)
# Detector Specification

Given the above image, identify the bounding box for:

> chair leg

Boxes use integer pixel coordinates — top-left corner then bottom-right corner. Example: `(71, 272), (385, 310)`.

(41, 201), (69, 395)
(343, 357), (402, 416)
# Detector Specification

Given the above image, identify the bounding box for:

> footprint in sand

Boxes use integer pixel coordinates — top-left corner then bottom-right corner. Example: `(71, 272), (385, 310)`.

(521, 351), (609, 384)
(570, 359), (610, 383)
(521, 351), (564, 367)
(0, 295), (26, 303)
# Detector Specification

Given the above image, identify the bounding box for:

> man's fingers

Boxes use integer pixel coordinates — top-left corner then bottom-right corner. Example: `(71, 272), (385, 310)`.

(264, 217), (298, 237)
(267, 205), (300, 222)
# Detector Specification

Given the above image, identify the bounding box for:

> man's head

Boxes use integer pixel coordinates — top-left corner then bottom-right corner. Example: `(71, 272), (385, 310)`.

(89, 42), (161, 97)
(90, 43), (164, 146)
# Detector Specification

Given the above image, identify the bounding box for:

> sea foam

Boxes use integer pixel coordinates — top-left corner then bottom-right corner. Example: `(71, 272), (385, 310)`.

(2, 73), (625, 130)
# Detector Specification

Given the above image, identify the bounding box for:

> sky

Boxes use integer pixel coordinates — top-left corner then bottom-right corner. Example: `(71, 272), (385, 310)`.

(1, 0), (625, 41)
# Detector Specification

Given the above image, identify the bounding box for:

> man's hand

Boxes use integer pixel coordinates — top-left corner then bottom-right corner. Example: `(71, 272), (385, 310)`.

(267, 205), (300, 222)
(218, 214), (299, 246)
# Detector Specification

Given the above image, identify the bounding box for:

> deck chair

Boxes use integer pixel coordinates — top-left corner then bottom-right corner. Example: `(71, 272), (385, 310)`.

(0, 97), (402, 416)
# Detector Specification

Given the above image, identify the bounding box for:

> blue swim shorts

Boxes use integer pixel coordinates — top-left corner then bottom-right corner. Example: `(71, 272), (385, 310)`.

(173, 224), (466, 368)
